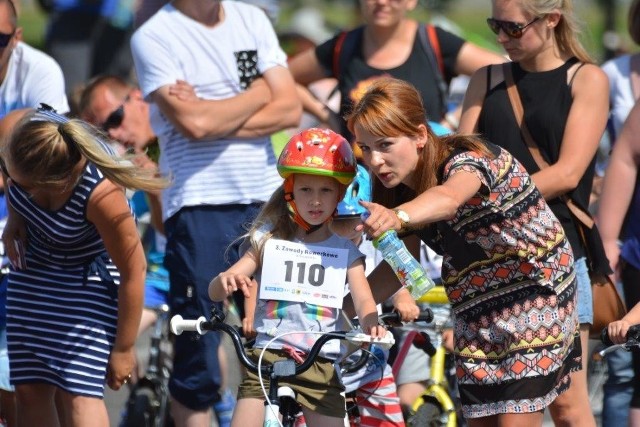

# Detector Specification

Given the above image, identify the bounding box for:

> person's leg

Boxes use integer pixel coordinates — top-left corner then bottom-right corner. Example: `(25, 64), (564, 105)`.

(601, 348), (633, 427)
(229, 398), (264, 427)
(14, 383), (58, 427)
(392, 328), (430, 412)
(165, 205), (258, 427)
(397, 382), (427, 409)
(301, 409), (345, 427)
(0, 390), (15, 427)
(622, 262), (640, 426)
(0, 325), (15, 427)
(630, 408), (640, 426)
(548, 257), (596, 427)
(55, 389), (108, 427)
(622, 260), (640, 426)
(548, 326), (597, 427)
(356, 373), (405, 427)
(170, 399), (213, 427)
(467, 411), (543, 427)
(601, 281), (634, 427)
(212, 345), (235, 427)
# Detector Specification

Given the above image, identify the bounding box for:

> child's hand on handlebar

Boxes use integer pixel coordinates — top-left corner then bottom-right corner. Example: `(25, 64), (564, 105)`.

(391, 287), (420, 322)
(217, 272), (254, 298)
(365, 323), (387, 339)
(607, 319), (632, 344)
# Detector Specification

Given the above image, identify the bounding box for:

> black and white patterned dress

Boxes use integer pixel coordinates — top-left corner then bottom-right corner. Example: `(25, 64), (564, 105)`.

(6, 163), (120, 397)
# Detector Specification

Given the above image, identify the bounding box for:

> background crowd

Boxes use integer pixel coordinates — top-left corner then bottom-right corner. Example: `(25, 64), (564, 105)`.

(0, 0), (637, 426)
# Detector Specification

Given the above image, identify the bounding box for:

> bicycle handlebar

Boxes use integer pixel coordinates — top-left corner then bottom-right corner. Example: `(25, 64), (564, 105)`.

(170, 311), (395, 377)
(599, 324), (640, 357)
(341, 309), (433, 374)
(379, 309), (434, 325)
(349, 309), (434, 329)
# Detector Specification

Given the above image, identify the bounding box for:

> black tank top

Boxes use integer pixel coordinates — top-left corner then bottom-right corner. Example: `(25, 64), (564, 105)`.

(477, 58), (595, 259)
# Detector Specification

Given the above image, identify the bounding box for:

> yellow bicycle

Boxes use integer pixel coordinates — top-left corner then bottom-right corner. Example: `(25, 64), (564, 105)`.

(403, 286), (459, 427)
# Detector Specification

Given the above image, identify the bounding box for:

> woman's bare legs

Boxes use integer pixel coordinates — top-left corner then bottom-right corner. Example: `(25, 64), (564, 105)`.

(467, 411), (544, 427)
(548, 325), (596, 427)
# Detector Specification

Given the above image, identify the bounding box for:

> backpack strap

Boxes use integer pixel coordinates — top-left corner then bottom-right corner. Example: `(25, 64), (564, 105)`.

(417, 23), (448, 119)
(427, 24), (444, 76)
(332, 26), (364, 78)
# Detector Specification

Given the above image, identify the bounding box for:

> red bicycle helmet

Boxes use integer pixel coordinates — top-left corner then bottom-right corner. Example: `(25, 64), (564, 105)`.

(277, 128), (356, 185)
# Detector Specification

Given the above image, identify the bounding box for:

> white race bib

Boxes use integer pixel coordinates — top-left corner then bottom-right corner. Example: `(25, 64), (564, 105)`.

(260, 239), (348, 308)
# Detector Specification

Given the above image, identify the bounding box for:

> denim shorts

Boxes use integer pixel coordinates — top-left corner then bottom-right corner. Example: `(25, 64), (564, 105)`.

(574, 257), (593, 325)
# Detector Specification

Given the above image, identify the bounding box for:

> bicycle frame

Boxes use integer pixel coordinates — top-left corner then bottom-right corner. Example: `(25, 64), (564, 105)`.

(411, 332), (457, 427)
(409, 286), (458, 427)
(171, 307), (395, 427)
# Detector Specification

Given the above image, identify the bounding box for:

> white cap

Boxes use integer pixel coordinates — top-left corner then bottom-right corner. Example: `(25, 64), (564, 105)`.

(285, 7), (333, 46)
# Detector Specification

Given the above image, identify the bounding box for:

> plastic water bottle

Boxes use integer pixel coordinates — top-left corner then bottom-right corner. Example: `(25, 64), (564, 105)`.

(371, 229), (436, 299)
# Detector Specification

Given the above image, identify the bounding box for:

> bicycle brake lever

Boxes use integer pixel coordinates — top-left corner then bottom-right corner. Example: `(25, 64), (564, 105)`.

(345, 330), (396, 350)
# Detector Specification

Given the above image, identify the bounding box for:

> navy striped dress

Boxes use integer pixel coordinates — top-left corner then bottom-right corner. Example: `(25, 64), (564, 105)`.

(6, 162), (120, 397)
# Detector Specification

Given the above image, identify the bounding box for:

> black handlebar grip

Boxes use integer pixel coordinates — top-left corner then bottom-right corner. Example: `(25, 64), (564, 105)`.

(601, 324), (640, 346)
(628, 324), (640, 341)
(416, 309), (434, 323)
(601, 327), (613, 347)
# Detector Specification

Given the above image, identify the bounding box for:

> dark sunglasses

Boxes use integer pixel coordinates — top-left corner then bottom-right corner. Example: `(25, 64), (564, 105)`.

(102, 95), (130, 131)
(486, 17), (540, 39)
(0, 31), (14, 48)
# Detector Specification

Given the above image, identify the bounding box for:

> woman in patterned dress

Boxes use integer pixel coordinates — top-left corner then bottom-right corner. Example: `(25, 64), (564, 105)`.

(0, 108), (166, 426)
(347, 77), (580, 426)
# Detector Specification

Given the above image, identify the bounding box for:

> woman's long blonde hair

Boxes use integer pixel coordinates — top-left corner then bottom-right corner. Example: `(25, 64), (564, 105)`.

(4, 114), (167, 192)
(521, 0), (593, 63)
(347, 77), (493, 207)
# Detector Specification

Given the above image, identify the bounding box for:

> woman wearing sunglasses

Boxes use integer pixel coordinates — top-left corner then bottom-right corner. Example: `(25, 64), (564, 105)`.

(288, 0), (505, 141)
(459, 1), (607, 426)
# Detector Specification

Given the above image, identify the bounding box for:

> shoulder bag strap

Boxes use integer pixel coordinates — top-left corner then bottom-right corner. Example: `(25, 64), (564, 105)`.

(503, 63), (595, 229)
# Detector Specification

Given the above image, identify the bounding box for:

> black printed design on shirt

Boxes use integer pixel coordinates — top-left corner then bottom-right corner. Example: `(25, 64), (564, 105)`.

(235, 50), (259, 90)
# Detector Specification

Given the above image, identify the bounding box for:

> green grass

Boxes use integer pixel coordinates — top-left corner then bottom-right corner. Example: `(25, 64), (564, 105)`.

(17, 3), (47, 50)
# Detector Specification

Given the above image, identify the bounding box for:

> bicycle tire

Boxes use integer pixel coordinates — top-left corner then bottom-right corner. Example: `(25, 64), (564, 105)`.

(121, 386), (157, 427)
(407, 399), (445, 427)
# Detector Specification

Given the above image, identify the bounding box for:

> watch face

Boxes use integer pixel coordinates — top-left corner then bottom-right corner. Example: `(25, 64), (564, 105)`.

(395, 209), (410, 223)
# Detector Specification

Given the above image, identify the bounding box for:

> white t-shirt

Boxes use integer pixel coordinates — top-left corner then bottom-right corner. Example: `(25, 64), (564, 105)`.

(250, 228), (365, 359)
(602, 54), (636, 138)
(0, 42), (69, 116)
(131, 1), (286, 220)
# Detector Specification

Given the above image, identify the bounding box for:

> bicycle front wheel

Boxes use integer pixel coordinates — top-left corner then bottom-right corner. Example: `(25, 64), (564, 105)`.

(408, 399), (446, 427)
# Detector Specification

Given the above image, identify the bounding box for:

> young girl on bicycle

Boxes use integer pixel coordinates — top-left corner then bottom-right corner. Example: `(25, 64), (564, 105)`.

(209, 128), (385, 427)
